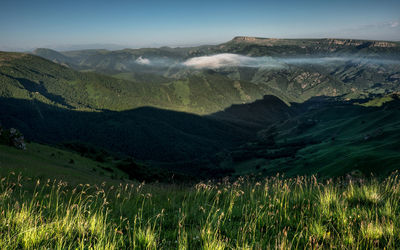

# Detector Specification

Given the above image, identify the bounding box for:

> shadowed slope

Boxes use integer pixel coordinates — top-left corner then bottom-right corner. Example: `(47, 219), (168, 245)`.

(210, 95), (294, 127)
(0, 98), (255, 162)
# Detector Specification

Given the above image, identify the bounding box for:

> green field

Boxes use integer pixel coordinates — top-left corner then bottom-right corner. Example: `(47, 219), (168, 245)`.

(1, 171), (400, 249)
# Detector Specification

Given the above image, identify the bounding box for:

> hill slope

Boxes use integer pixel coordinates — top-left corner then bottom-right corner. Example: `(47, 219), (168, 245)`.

(0, 51), (278, 114)
(32, 37), (400, 103)
(0, 142), (125, 184)
(2, 37), (400, 177)
(226, 95), (400, 176)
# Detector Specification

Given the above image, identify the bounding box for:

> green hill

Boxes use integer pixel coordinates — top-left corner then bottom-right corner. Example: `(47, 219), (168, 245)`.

(226, 95), (400, 177)
(0, 51), (279, 114)
(0, 142), (125, 184)
(31, 37), (400, 103)
(1, 37), (400, 178)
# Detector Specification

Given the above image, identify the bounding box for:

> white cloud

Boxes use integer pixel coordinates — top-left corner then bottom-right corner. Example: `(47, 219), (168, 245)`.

(390, 21), (399, 28)
(183, 54), (243, 68)
(182, 53), (280, 69)
(182, 54), (399, 69)
(135, 56), (151, 65)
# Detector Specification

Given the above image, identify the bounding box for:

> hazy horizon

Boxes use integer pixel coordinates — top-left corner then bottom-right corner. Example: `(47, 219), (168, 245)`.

(3, 36), (400, 53)
(1, 0), (399, 51)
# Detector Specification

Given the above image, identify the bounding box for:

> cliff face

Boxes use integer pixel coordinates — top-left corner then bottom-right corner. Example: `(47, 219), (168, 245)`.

(231, 36), (282, 46)
(232, 36), (269, 42)
(327, 39), (397, 48)
(371, 41), (397, 48)
(230, 36), (399, 48)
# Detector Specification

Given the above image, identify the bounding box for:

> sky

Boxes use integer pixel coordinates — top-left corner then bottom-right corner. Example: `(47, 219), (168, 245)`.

(0, 0), (399, 51)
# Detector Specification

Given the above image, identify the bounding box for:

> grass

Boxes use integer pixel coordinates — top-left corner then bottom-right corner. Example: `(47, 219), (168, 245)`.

(1, 172), (400, 249)
(232, 100), (400, 178)
(359, 95), (394, 107)
(0, 143), (126, 185)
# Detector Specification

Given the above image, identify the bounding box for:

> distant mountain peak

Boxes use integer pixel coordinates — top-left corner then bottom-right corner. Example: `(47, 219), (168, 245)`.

(33, 48), (58, 53)
(232, 36), (274, 42)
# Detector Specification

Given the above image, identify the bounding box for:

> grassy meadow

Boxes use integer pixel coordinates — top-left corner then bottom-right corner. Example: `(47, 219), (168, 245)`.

(1, 172), (400, 249)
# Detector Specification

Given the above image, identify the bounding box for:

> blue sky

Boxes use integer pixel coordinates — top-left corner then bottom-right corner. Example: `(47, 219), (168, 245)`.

(0, 0), (399, 51)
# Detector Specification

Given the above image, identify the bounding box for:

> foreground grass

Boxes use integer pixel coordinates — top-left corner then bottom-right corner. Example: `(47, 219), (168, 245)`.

(1, 172), (400, 249)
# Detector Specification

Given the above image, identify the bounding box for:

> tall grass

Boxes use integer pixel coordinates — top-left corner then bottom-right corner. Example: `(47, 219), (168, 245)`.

(1, 172), (400, 249)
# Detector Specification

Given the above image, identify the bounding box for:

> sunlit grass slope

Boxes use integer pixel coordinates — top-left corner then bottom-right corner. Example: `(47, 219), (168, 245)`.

(1, 172), (400, 249)
(0, 143), (126, 185)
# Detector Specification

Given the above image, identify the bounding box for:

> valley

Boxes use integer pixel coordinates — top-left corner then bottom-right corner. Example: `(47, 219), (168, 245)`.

(1, 37), (399, 180)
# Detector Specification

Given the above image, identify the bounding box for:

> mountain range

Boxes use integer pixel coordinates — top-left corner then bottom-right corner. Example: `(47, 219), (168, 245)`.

(1, 37), (400, 180)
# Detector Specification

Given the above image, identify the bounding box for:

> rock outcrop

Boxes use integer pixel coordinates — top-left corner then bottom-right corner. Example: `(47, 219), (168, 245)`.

(0, 124), (26, 150)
